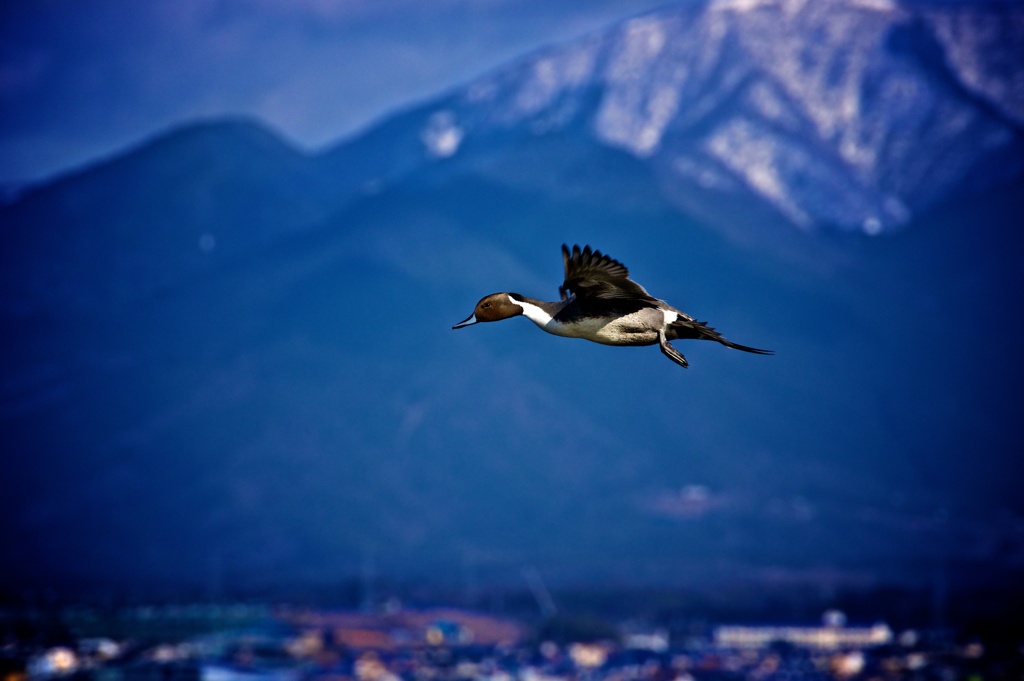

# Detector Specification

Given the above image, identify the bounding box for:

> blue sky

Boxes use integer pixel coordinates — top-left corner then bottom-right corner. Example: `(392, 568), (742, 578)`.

(0, 0), (665, 185)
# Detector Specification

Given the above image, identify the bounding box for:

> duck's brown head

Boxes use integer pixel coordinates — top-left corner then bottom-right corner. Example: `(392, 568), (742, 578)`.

(452, 293), (524, 329)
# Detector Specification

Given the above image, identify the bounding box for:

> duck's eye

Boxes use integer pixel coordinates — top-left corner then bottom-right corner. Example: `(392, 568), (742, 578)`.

(482, 302), (491, 309)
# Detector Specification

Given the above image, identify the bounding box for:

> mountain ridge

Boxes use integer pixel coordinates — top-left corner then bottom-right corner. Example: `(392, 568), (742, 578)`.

(8, 0), (1022, 239)
(313, 0), (1024, 233)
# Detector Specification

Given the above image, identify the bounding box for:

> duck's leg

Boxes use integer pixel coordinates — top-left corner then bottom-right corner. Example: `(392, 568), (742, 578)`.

(658, 329), (689, 369)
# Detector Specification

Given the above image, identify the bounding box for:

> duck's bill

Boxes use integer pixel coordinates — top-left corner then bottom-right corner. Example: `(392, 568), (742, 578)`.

(452, 313), (478, 329)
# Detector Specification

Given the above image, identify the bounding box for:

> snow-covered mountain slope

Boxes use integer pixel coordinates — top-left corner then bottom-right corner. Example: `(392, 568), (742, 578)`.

(330, 0), (1023, 233)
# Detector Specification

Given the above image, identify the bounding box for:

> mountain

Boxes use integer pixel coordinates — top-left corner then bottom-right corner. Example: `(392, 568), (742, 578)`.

(2, 0), (1023, 601)
(319, 0), (1024, 234)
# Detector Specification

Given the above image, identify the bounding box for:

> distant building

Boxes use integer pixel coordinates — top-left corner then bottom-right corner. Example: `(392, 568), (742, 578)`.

(714, 613), (892, 651)
(285, 608), (522, 652)
(623, 629), (669, 653)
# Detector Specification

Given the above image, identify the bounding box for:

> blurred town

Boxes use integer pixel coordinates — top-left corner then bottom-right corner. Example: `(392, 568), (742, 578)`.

(3, 599), (1021, 681)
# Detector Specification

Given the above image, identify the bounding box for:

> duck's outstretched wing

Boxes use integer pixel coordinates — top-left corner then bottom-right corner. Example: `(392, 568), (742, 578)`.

(559, 244), (657, 304)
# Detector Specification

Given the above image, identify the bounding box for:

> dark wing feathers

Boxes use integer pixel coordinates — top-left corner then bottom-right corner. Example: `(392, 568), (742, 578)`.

(562, 243), (630, 281)
(559, 244), (655, 303)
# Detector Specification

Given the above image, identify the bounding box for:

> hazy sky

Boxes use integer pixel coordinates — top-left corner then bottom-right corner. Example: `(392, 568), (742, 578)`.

(0, 0), (667, 185)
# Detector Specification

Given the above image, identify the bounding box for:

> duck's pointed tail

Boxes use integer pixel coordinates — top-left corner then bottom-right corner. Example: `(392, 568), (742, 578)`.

(671, 319), (773, 356)
(715, 336), (774, 355)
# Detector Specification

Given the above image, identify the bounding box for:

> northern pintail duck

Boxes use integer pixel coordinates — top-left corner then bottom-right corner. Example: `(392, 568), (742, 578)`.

(453, 244), (772, 368)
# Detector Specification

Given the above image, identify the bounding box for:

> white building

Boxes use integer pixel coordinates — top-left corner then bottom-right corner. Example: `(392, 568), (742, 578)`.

(714, 619), (892, 650)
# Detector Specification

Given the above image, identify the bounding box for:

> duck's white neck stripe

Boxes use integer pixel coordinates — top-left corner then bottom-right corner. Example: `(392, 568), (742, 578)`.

(510, 297), (554, 327)
(509, 296), (571, 333)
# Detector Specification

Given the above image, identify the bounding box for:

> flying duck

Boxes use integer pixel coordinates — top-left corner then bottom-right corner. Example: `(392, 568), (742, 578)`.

(453, 244), (772, 368)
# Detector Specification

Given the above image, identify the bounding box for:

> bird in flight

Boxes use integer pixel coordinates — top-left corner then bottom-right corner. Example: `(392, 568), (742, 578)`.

(453, 244), (772, 368)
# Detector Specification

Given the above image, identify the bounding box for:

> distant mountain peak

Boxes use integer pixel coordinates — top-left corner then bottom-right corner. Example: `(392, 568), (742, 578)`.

(115, 116), (305, 169)
(403, 0), (1024, 233)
